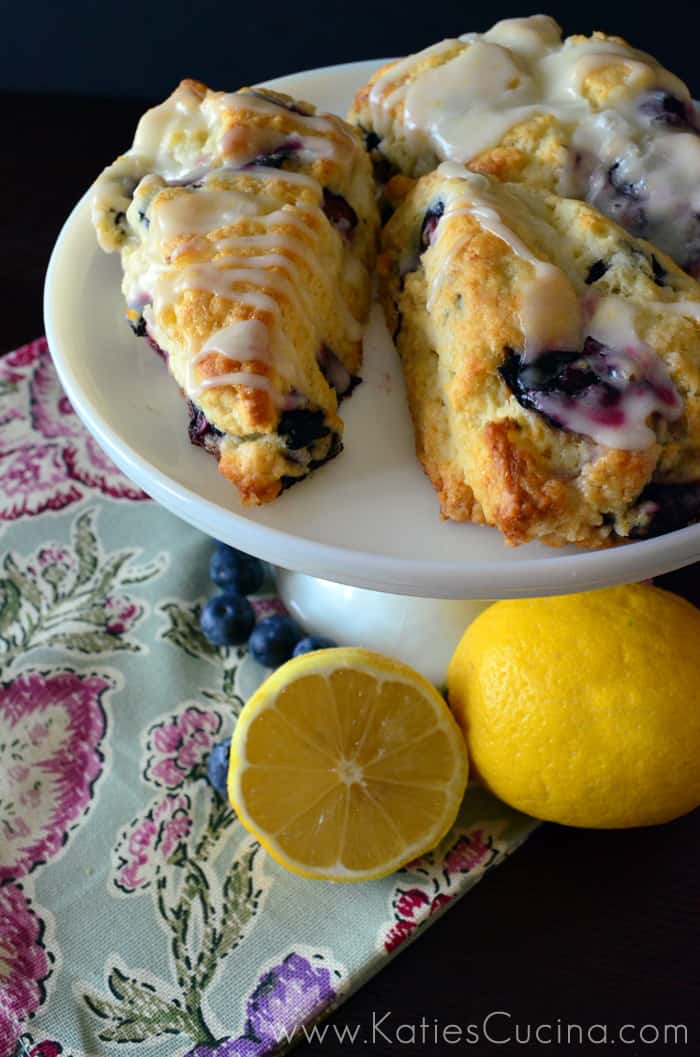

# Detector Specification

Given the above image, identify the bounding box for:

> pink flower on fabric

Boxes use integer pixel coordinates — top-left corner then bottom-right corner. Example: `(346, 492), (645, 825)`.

(63, 435), (147, 501)
(0, 339), (148, 521)
(144, 707), (223, 790)
(383, 887), (453, 954)
(113, 795), (193, 893)
(29, 1043), (63, 1057)
(103, 596), (141, 635)
(5, 339), (43, 369)
(37, 546), (76, 572)
(393, 887), (430, 920)
(444, 828), (494, 877)
(0, 883), (52, 1057)
(0, 446), (82, 521)
(0, 670), (111, 883)
(29, 357), (84, 441)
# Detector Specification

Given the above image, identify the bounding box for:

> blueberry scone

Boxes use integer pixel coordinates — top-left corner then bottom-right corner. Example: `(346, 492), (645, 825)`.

(92, 80), (379, 504)
(379, 165), (700, 546)
(351, 14), (700, 276)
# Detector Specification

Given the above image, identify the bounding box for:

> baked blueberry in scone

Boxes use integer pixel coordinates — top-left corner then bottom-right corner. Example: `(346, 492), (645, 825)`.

(350, 14), (700, 277)
(379, 165), (700, 546)
(92, 80), (378, 504)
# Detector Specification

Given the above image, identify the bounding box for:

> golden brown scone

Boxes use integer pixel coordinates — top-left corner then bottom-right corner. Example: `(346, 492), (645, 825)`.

(380, 165), (700, 546)
(92, 80), (379, 504)
(350, 15), (700, 275)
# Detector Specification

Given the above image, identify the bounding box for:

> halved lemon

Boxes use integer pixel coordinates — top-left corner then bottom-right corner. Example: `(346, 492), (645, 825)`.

(228, 647), (468, 881)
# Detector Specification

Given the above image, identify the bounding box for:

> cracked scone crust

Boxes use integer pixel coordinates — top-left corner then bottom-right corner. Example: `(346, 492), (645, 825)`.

(379, 167), (700, 546)
(92, 80), (379, 505)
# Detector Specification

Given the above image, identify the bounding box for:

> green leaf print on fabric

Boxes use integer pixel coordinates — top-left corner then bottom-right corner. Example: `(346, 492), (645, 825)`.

(83, 963), (205, 1044)
(0, 510), (168, 674)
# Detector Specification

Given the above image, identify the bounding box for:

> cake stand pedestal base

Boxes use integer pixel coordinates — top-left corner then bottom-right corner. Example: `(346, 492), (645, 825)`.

(275, 568), (492, 684)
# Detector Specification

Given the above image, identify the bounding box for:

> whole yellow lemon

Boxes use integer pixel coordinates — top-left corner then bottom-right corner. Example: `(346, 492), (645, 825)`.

(447, 584), (700, 828)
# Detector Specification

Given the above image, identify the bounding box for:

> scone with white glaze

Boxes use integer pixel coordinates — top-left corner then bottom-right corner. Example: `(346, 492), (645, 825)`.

(351, 14), (700, 276)
(379, 165), (700, 546)
(93, 80), (379, 504)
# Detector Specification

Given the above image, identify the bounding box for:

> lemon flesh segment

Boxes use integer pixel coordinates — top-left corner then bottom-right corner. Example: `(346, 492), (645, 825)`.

(228, 648), (469, 881)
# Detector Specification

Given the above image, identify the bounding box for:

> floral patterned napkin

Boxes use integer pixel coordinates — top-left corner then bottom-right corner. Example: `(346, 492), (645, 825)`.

(0, 340), (537, 1057)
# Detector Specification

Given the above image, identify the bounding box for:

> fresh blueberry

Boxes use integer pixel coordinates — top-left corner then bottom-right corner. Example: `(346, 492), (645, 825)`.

(207, 737), (231, 797)
(210, 544), (264, 594)
(420, 201), (445, 251)
(248, 614), (303, 667)
(199, 591), (255, 646)
(292, 634), (337, 656)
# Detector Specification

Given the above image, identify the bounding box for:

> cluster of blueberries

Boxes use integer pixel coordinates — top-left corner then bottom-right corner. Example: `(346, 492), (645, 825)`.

(199, 543), (336, 664)
(201, 542), (336, 795)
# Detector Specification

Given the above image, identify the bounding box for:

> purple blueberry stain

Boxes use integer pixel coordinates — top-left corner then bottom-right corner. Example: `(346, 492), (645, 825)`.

(420, 201), (445, 252)
(317, 344), (354, 397)
(499, 337), (681, 444)
(145, 333), (168, 362)
(243, 89), (314, 116)
(187, 400), (224, 455)
(500, 344), (610, 428)
(246, 137), (303, 169)
(638, 91), (699, 131)
(322, 189), (358, 238)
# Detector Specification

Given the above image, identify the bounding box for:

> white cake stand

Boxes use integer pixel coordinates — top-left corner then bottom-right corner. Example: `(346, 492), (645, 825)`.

(43, 61), (700, 682)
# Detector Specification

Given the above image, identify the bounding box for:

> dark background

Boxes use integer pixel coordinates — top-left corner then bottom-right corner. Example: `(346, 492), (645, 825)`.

(2, 1), (699, 100)
(3, 3), (699, 1054)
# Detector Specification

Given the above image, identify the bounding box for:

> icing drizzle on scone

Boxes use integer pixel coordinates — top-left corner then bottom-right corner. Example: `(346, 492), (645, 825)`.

(362, 15), (700, 275)
(423, 167), (684, 450)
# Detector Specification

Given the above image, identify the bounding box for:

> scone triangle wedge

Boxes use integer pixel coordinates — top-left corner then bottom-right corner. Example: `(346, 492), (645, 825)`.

(92, 80), (379, 505)
(379, 165), (700, 546)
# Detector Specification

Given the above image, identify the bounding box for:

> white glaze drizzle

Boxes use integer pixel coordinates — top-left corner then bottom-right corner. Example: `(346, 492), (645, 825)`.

(429, 166), (582, 358)
(369, 15), (687, 164)
(647, 300), (700, 322)
(425, 167), (682, 449)
(150, 188), (264, 241)
(109, 86), (367, 406)
(368, 15), (699, 267)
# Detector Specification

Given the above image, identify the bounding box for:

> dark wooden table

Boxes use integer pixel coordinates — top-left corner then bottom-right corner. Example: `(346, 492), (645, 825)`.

(7, 92), (698, 1057)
